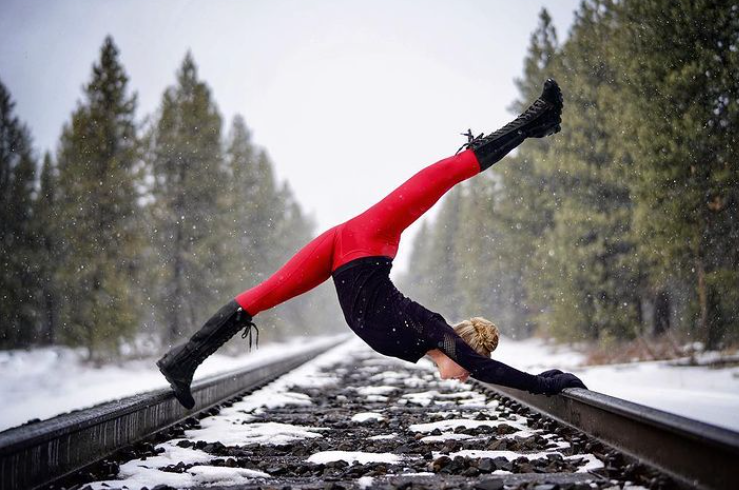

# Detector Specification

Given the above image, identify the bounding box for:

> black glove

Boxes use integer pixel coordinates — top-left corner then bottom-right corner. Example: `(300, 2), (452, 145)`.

(538, 369), (564, 378)
(532, 372), (587, 395)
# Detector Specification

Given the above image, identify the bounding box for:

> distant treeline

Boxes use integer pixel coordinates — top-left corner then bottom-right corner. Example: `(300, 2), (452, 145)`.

(400, 0), (738, 348)
(0, 37), (341, 358)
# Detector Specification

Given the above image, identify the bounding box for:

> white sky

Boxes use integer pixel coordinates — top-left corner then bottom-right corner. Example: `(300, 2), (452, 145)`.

(0, 0), (580, 273)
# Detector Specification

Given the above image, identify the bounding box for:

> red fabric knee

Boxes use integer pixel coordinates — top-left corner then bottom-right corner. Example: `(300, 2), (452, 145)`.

(331, 149), (480, 270)
(234, 227), (337, 315)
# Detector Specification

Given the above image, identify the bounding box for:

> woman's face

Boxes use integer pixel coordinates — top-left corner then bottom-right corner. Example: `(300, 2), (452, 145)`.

(436, 352), (470, 382)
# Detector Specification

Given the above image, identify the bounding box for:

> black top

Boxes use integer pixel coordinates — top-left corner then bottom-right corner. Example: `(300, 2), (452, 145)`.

(332, 256), (542, 393)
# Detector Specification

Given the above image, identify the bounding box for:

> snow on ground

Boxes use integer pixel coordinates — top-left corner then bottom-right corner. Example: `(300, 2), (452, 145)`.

(351, 412), (386, 423)
(87, 339), (364, 490)
(2, 332), (737, 434)
(0, 334), (346, 432)
(493, 336), (739, 432)
(307, 451), (403, 465)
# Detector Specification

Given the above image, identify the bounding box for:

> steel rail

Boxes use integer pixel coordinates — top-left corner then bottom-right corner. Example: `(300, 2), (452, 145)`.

(0, 338), (345, 490)
(478, 383), (739, 490)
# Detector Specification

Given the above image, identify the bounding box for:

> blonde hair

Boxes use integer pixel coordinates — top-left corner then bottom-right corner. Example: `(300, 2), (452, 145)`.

(453, 317), (499, 357)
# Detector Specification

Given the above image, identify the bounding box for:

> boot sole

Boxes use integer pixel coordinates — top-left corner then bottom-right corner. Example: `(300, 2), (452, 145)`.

(157, 358), (196, 410)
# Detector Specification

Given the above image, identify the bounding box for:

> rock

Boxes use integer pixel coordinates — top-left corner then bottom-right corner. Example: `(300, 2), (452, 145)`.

(477, 457), (496, 473)
(430, 455), (452, 473)
(475, 479), (504, 490)
(493, 456), (512, 471)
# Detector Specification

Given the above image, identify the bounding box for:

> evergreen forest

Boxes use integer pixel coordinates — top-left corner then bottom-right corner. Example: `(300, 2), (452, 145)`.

(0, 38), (342, 359)
(400, 0), (738, 351)
(1, 0), (737, 359)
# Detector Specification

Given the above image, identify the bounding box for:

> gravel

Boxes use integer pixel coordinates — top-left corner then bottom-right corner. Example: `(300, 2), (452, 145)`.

(67, 346), (675, 490)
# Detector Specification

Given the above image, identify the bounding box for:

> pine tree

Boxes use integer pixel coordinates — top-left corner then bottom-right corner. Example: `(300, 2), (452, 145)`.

(0, 79), (38, 347)
(535, 0), (644, 342)
(617, 0), (739, 347)
(55, 36), (143, 358)
(424, 187), (466, 321)
(399, 220), (433, 302)
(148, 52), (229, 343)
(33, 152), (61, 344)
(222, 115), (258, 296)
(221, 115), (342, 339)
(492, 9), (562, 335)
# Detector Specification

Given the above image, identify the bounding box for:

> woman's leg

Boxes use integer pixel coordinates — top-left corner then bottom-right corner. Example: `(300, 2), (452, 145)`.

(235, 226), (337, 316)
(332, 149), (481, 268)
(159, 226), (337, 409)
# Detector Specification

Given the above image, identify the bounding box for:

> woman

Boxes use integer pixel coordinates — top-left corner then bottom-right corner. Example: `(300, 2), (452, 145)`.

(158, 79), (587, 409)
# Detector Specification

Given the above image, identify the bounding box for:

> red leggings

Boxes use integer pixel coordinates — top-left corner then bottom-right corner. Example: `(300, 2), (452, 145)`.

(235, 149), (481, 315)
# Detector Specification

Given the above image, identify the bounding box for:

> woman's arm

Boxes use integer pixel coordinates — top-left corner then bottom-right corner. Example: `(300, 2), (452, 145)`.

(423, 311), (586, 395)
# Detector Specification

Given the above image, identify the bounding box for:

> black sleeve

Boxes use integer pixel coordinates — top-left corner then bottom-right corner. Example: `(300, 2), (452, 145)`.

(421, 310), (542, 394)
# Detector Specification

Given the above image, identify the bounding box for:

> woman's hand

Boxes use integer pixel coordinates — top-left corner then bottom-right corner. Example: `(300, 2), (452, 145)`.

(532, 371), (587, 395)
(538, 369), (564, 378)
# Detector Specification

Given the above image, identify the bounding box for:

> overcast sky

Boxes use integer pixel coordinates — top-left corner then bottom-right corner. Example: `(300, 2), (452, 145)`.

(1, 0), (580, 273)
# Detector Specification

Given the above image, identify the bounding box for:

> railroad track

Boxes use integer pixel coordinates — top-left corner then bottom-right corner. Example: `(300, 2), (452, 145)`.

(1, 338), (737, 490)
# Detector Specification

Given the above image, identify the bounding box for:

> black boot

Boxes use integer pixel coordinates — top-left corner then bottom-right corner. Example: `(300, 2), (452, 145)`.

(157, 300), (258, 409)
(460, 78), (564, 171)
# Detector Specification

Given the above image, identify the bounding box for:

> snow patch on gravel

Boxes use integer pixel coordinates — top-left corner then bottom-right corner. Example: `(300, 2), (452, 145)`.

(307, 451), (403, 465)
(574, 453), (605, 472)
(187, 420), (327, 446)
(351, 412), (385, 423)
(409, 418), (526, 433)
(441, 449), (560, 461)
(357, 475), (375, 488)
(420, 433), (473, 443)
(355, 385), (398, 395)
(90, 457), (269, 490)
(368, 433), (398, 440)
(401, 390), (483, 407)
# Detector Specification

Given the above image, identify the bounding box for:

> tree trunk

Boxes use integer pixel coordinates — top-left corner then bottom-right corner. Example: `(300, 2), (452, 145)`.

(653, 289), (671, 336)
(695, 254), (709, 346)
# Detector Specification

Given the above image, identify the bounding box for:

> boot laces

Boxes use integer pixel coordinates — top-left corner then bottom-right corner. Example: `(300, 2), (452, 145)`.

(456, 98), (552, 154)
(241, 320), (259, 351)
(236, 307), (259, 351)
(456, 128), (484, 154)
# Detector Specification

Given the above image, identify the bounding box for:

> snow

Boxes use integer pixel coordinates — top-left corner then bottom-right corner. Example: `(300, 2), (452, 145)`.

(400, 389), (488, 407)
(351, 412), (386, 423)
(186, 420), (327, 447)
(0, 335), (345, 432)
(355, 385), (398, 395)
(87, 441), (270, 490)
(368, 433), (398, 440)
(357, 476), (375, 489)
(307, 451), (403, 465)
(366, 394), (390, 402)
(441, 449), (558, 461)
(420, 433), (473, 443)
(409, 417), (528, 433)
(491, 336), (739, 431)
(89, 464), (269, 489)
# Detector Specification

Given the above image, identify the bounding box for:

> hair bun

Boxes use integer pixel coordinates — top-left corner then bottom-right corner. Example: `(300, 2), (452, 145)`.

(453, 316), (500, 357)
(470, 317), (499, 353)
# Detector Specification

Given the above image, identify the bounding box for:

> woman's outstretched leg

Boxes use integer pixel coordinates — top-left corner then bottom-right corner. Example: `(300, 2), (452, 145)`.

(332, 79), (563, 269)
(331, 150), (481, 268)
(158, 227), (337, 409)
(235, 227), (336, 315)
